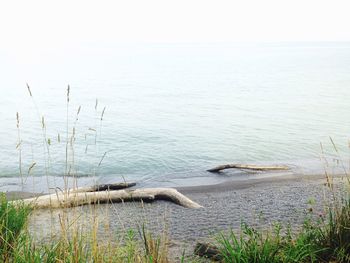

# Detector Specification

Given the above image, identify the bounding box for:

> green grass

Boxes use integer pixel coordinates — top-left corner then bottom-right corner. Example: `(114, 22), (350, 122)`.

(0, 194), (173, 262)
(215, 195), (350, 263)
(4, 192), (350, 262)
(311, 198), (350, 262)
(0, 193), (31, 262)
(216, 222), (322, 263)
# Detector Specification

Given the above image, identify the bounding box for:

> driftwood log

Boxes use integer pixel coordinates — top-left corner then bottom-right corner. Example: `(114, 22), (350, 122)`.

(207, 164), (289, 173)
(194, 242), (222, 261)
(70, 182), (136, 193)
(15, 188), (202, 209)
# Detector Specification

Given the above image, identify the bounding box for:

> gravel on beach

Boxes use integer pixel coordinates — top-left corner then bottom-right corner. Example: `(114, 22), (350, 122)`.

(25, 174), (347, 259)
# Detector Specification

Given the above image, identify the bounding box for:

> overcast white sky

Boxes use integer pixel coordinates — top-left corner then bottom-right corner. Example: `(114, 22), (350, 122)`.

(1, 0), (350, 61)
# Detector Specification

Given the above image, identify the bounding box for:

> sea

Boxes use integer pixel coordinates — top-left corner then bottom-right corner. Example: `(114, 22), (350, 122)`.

(1, 42), (350, 193)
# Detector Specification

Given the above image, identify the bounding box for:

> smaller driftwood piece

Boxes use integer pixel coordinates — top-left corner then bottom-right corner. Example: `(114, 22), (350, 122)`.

(207, 164), (289, 173)
(194, 242), (222, 261)
(70, 182), (136, 193)
(14, 184), (202, 209)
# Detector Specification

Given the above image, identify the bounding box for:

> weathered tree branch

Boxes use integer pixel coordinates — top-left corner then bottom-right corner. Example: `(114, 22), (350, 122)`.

(70, 182), (136, 193)
(15, 188), (202, 209)
(207, 164), (289, 173)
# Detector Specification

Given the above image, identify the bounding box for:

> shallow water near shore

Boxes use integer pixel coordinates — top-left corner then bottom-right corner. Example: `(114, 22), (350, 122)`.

(1, 42), (350, 192)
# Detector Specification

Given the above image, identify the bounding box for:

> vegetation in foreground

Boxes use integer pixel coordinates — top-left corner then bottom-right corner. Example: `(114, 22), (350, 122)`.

(0, 194), (170, 263)
(214, 193), (350, 263)
(1, 189), (350, 262)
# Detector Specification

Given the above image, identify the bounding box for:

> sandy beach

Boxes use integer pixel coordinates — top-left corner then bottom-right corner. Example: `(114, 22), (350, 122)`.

(16, 173), (346, 259)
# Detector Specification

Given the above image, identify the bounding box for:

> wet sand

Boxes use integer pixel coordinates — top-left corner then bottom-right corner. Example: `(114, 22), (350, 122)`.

(7, 173), (348, 259)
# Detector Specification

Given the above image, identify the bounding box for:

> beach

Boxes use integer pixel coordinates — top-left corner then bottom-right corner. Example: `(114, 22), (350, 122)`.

(1, 2), (350, 260)
(20, 173), (346, 259)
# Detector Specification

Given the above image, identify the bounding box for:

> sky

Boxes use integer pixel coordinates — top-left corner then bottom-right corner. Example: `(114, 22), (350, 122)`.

(0, 0), (350, 65)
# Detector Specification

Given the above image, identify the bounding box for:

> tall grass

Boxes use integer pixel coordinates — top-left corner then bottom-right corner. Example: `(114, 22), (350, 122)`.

(215, 222), (323, 263)
(0, 193), (172, 262)
(214, 139), (350, 263)
(6, 85), (173, 263)
(0, 194), (31, 262)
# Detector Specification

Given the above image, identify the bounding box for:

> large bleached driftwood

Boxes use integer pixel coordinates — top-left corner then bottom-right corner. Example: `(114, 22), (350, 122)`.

(207, 164), (289, 173)
(16, 188), (202, 209)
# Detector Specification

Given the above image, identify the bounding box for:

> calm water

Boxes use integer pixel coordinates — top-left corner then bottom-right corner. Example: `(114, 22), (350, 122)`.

(1, 42), (350, 192)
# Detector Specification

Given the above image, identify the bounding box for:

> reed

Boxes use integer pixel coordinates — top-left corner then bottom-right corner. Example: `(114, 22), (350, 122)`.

(0, 194), (173, 262)
(8, 85), (172, 262)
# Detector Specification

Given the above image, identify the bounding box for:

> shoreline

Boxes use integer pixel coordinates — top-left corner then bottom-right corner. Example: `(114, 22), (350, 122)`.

(177, 172), (331, 194)
(9, 173), (346, 259)
(0, 157), (343, 195)
(3, 172), (335, 200)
